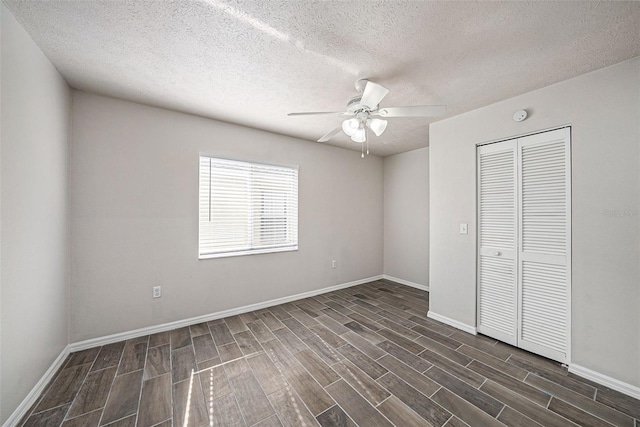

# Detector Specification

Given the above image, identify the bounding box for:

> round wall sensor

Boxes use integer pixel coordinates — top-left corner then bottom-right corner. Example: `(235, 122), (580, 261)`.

(513, 110), (528, 122)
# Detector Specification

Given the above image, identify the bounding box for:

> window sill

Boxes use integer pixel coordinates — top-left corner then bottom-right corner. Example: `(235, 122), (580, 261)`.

(199, 245), (298, 260)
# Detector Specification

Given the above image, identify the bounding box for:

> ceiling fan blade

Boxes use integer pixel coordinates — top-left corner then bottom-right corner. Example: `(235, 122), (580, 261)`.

(375, 105), (447, 117)
(317, 126), (343, 142)
(288, 111), (348, 116)
(360, 81), (389, 109)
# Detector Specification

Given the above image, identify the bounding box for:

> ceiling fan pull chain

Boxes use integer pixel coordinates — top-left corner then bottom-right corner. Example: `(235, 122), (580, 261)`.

(363, 126), (369, 157)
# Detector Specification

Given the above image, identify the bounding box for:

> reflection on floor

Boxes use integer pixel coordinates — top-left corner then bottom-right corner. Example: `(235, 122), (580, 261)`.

(19, 279), (640, 426)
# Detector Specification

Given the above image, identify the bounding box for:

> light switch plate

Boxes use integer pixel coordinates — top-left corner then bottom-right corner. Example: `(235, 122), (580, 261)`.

(460, 223), (468, 234)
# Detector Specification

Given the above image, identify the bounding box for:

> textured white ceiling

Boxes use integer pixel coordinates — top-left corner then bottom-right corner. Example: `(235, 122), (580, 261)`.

(5, 1), (640, 156)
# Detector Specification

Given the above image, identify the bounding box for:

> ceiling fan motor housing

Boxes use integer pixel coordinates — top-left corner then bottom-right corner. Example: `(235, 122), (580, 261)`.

(347, 96), (378, 116)
(346, 96), (363, 112)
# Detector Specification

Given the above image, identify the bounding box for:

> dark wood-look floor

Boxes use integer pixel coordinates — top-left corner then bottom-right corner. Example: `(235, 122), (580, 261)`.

(19, 280), (640, 427)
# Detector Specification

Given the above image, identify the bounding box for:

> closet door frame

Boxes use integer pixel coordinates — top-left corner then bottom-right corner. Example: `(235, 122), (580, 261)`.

(476, 126), (571, 364)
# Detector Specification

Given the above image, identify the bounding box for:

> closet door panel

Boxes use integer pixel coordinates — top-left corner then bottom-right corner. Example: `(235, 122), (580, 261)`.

(517, 128), (570, 363)
(520, 261), (567, 354)
(477, 140), (518, 345)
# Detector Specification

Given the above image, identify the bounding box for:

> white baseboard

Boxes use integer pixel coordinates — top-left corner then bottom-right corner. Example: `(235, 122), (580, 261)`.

(427, 310), (477, 335)
(6, 275), (384, 425)
(9, 274), (640, 424)
(69, 275), (383, 351)
(3, 345), (70, 427)
(382, 275), (429, 292)
(6, 275), (382, 424)
(569, 363), (640, 400)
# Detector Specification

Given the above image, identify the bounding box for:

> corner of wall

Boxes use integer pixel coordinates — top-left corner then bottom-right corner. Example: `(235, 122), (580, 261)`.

(0, 4), (74, 422)
(0, 7), (4, 424)
(66, 89), (74, 347)
(382, 147), (430, 287)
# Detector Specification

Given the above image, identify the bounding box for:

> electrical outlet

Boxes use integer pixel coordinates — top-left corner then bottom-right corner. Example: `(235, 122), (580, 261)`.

(153, 286), (162, 298)
(332, 260), (337, 269)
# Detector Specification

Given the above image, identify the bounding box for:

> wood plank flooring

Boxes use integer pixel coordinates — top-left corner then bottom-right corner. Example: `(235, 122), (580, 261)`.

(19, 280), (640, 427)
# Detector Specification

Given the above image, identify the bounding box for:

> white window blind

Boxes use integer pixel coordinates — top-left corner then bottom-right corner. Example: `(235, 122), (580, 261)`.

(199, 156), (298, 259)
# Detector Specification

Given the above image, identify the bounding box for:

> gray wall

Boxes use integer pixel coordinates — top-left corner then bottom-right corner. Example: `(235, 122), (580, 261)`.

(429, 57), (640, 387)
(70, 92), (384, 342)
(383, 147), (429, 287)
(1, 4), (71, 422)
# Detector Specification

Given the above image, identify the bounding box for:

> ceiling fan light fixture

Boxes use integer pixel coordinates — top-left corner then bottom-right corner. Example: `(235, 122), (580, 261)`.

(367, 118), (388, 136)
(342, 118), (359, 137)
(351, 128), (366, 143)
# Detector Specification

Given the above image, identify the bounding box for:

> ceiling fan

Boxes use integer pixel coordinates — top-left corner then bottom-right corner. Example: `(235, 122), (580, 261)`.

(288, 79), (446, 156)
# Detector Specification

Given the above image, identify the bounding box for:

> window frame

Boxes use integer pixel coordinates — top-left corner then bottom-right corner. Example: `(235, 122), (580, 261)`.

(198, 154), (299, 260)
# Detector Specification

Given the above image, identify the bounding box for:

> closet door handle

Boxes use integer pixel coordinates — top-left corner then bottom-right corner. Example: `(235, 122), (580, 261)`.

(493, 251), (501, 256)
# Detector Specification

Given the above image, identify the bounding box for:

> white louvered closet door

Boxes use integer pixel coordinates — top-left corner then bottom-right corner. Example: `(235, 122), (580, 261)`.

(477, 128), (571, 363)
(477, 140), (518, 346)
(517, 128), (571, 363)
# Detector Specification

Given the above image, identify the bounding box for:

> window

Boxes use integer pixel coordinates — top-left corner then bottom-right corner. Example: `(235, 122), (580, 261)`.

(199, 156), (298, 259)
